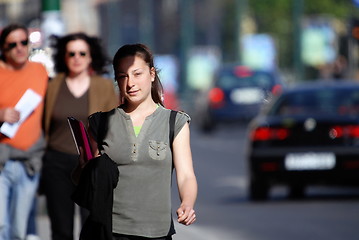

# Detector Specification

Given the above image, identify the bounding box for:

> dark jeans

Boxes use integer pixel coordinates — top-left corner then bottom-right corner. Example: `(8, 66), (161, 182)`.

(41, 149), (89, 240)
(113, 233), (172, 240)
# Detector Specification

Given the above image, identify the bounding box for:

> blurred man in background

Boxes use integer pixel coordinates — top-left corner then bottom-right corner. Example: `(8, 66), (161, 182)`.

(0, 23), (48, 240)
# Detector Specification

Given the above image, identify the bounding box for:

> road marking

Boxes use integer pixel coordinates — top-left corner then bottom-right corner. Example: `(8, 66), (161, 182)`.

(214, 176), (248, 190)
(174, 223), (245, 240)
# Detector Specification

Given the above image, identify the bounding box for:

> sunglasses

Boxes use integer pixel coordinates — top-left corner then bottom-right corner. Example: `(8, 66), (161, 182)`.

(67, 51), (87, 57)
(5, 40), (29, 50)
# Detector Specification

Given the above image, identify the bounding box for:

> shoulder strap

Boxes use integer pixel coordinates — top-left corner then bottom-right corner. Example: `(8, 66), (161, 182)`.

(169, 110), (177, 171)
(88, 109), (113, 152)
(96, 112), (108, 152)
(169, 110), (177, 151)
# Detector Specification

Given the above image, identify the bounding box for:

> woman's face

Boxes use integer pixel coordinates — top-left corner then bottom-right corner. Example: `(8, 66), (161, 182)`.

(65, 39), (92, 76)
(116, 55), (155, 106)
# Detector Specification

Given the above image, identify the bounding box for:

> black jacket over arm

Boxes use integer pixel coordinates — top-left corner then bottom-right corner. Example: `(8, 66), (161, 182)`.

(72, 153), (119, 240)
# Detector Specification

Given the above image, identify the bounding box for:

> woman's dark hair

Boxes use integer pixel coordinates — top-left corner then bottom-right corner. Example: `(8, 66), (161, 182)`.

(0, 23), (28, 61)
(50, 32), (109, 75)
(113, 43), (164, 106)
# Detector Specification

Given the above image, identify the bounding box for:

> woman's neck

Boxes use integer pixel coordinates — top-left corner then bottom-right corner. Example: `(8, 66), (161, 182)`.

(65, 72), (91, 98)
(124, 100), (158, 126)
(125, 100), (157, 114)
(67, 70), (89, 81)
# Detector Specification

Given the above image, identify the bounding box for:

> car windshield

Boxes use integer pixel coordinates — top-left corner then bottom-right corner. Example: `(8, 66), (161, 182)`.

(216, 71), (275, 90)
(270, 88), (359, 116)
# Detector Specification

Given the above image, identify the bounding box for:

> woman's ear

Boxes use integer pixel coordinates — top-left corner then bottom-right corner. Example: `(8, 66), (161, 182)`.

(150, 67), (155, 82)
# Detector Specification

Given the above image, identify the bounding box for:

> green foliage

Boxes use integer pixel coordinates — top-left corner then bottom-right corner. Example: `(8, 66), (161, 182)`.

(305, 0), (352, 17)
(250, 0), (292, 34)
(245, 0), (353, 69)
(220, 0), (239, 63)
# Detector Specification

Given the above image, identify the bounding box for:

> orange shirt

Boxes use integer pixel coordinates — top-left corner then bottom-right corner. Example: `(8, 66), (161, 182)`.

(0, 61), (48, 150)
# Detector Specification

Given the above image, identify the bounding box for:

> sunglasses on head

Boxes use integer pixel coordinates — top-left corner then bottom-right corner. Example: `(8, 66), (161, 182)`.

(67, 51), (87, 57)
(5, 40), (29, 50)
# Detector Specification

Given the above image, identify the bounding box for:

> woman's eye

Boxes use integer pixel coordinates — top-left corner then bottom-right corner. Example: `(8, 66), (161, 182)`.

(117, 75), (127, 80)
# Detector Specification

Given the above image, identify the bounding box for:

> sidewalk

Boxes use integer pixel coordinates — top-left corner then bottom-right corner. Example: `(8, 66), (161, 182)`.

(36, 196), (80, 240)
(37, 214), (80, 240)
(36, 196), (234, 240)
(37, 214), (238, 240)
(37, 214), (202, 240)
(36, 215), (51, 240)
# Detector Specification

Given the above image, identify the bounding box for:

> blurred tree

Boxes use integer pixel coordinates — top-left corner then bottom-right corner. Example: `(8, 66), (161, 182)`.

(249, 0), (291, 69)
(305, 0), (350, 17)
(220, 0), (238, 63)
(246, 0), (352, 70)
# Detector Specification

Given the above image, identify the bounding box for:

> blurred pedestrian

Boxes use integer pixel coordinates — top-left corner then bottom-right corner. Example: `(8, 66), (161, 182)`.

(0, 23), (48, 240)
(333, 55), (348, 80)
(74, 43), (198, 240)
(41, 32), (119, 240)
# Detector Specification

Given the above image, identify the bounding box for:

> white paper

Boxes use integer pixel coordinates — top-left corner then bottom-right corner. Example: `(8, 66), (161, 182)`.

(0, 89), (42, 138)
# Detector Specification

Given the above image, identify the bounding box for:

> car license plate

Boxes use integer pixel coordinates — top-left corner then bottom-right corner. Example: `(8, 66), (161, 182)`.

(230, 88), (264, 104)
(285, 152), (336, 170)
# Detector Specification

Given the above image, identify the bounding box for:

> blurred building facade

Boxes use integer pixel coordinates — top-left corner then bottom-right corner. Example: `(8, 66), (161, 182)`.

(0, 0), (223, 54)
(0, 0), (100, 39)
(1, 0), (358, 87)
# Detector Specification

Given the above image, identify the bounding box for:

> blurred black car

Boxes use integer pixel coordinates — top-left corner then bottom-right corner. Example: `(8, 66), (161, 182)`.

(246, 80), (359, 200)
(196, 65), (283, 132)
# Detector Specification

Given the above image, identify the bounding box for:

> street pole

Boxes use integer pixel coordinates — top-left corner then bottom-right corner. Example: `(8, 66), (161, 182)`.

(41, 0), (65, 47)
(293, 0), (304, 81)
(139, 0), (154, 50)
(105, 1), (122, 56)
(235, 0), (247, 63)
(179, 0), (194, 99)
(349, 2), (359, 79)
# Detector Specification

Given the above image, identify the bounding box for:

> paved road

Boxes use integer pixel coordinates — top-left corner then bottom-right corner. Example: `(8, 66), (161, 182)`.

(36, 122), (359, 240)
(37, 211), (237, 240)
(36, 196), (230, 240)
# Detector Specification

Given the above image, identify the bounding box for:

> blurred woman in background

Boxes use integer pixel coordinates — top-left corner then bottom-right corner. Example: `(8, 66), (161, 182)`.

(41, 32), (118, 240)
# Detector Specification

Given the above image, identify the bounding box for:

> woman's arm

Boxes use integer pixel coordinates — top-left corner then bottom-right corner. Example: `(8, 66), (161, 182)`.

(173, 122), (198, 226)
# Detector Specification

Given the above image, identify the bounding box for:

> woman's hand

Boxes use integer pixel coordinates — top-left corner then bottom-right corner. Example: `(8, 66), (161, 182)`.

(176, 204), (196, 226)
